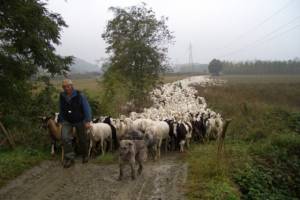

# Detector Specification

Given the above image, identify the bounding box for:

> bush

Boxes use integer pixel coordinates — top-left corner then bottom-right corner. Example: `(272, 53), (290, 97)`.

(233, 133), (300, 199)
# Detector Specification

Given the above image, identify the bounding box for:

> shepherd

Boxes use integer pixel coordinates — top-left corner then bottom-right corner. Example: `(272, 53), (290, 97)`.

(58, 79), (92, 168)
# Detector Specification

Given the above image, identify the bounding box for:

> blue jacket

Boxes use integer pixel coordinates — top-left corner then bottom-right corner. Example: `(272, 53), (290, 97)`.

(58, 90), (92, 123)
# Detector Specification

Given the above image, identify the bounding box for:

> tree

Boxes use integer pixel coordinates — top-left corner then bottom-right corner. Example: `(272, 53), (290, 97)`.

(0, 0), (72, 129)
(208, 59), (223, 75)
(101, 3), (173, 109)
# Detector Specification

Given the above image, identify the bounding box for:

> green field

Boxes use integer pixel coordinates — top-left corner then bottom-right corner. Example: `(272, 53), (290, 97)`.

(50, 73), (192, 107)
(51, 73), (191, 93)
(186, 75), (300, 199)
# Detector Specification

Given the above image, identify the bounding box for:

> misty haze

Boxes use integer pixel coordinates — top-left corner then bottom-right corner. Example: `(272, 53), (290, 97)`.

(0, 1), (299, 200)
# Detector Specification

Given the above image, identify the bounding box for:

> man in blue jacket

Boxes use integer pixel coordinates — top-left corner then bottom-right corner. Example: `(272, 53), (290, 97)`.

(59, 79), (92, 168)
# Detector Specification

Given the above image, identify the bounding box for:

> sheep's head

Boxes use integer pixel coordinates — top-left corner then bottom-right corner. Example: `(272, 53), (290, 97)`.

(86, 124), (94, 137)
(92, 118), (100, 123)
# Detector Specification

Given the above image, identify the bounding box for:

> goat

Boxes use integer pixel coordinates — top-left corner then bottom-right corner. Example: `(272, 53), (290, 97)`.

(40, 116), (62, 156)
(205, 116), (224, 142)
(40, 115), (77, 162)
(173, 121), (188, 152)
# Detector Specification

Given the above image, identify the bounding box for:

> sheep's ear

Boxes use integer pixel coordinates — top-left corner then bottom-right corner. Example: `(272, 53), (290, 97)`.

(92, 118), (99, 123)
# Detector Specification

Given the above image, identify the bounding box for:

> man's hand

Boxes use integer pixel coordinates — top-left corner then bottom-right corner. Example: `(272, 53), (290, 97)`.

(85, 122), (92, 129)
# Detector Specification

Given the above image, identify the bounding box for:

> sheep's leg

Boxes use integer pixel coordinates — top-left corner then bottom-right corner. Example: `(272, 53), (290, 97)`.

(110, 137), (113, 152)
(180, 140), (185, 152)
(157, 139), (162, 159)
(153, 146), (158, 161)
(101, 139), (105, 156)
(51, 143), (55, 156)
(171, 137), (176, 151)
(186, 138), (190, 149)
(88, 139), (93, 158)
(204, 130), (210, 143)
(180, 142), (183, 152)
(165, 138), (168, 153)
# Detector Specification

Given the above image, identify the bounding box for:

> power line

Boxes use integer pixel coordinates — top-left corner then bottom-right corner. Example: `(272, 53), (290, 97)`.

(188, 43), (193, 67)
(251, 15), (300, 43)
(220, 0), (295, 50)
(220, 23), (300, 59)
(261, 24), (300, 44)
(219, 15), (300, 58)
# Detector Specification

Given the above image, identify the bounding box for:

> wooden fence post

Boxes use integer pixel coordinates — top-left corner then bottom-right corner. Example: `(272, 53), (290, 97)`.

(0, 121), (16, 149)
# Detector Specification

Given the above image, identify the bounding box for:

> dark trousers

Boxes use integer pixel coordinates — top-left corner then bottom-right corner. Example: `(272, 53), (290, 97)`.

(62, 121), (88, 160)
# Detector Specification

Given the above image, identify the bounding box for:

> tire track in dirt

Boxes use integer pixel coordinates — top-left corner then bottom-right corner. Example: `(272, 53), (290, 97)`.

(0, 154), (187, 200)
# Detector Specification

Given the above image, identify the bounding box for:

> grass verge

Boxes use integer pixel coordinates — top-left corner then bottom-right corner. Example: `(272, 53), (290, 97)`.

(91, 152), (118, 165)
(0, 147), (49, 188)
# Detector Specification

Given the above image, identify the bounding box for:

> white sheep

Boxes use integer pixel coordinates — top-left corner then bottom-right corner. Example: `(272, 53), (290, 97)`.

(88, 122), (112, 157)
(111, 118), (132, 141)
(132, 118), (154, 133)
(144, 121), (169, 160)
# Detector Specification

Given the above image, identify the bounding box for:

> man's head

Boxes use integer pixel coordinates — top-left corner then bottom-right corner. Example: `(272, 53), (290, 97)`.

(62, 79), (73, 96)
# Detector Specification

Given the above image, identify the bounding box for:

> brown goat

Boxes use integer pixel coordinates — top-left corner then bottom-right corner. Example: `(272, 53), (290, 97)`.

(41, 116), (78, 163)
(40, 116), (63, 159)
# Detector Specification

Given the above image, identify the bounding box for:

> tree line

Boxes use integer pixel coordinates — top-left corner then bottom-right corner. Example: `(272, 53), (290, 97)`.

(208, 59), (300, 75)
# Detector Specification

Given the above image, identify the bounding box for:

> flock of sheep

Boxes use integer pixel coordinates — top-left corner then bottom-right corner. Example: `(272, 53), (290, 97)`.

(42, 76), (230, 180)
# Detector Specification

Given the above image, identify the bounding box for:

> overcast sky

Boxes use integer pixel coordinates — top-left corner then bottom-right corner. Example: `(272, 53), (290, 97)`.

(46, 0), (300, 65)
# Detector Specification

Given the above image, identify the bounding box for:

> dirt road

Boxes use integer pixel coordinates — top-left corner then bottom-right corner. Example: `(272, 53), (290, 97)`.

(0, 154), (187, 200)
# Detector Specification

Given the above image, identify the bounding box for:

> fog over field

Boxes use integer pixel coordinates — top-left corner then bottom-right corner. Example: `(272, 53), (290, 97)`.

(1, 1), (300, 199)
(47, 0), (300, 66)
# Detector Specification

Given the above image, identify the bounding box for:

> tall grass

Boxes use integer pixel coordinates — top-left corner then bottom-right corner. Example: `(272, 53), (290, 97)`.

(186, 75), (300, 199)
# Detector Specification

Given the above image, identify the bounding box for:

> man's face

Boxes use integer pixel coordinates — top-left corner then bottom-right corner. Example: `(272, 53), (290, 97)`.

(62, 84), (73, 95)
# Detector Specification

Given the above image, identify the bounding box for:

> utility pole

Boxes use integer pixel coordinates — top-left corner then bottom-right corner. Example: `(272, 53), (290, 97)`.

(188, 42), (193, 72)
